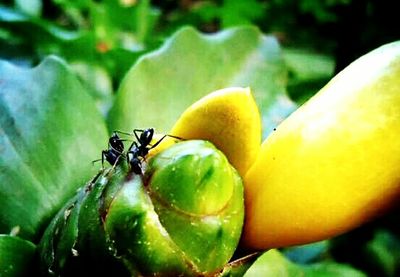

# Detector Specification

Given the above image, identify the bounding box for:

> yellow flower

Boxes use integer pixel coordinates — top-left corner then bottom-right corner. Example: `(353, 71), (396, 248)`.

(154, 41), (400, 250)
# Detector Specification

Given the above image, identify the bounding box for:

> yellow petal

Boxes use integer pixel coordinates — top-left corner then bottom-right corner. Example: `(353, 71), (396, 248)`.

(168, 87), (261, 176)
(242, 42), (400, 249)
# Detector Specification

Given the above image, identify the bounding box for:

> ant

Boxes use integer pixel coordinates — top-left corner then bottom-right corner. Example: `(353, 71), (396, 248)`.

(94, 128), (181, 174)
(118, 128), (181, 174)
(93, 132), (125, 169)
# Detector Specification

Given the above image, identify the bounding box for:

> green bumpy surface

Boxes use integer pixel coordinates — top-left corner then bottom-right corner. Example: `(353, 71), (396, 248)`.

(39, 140), (244, 276)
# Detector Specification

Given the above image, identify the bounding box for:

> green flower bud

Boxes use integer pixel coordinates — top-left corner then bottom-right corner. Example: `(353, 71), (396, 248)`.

(38, 140), (244, 276)
(106, 140), (244, 275)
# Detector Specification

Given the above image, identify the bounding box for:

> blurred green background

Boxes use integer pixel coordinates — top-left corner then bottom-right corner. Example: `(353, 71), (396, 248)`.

(1, 0), (400, 276)
(2, 0), (399, 107)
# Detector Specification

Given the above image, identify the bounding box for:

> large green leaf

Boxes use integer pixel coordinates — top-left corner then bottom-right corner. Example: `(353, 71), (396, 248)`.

(0, 57), (108, 241)
(107, 26), (296, 138)
(0, 235), (36, 276)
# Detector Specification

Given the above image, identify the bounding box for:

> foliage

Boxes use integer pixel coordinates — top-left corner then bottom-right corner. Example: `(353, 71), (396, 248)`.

(0, 235), (36, 276)
(0, 0), (344, 105)
(0, 56), (108, 241)
(108, 26), (295, 138)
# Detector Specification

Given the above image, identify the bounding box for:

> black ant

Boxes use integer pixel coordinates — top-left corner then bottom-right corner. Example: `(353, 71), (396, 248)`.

(93, 132), (125, 169)
(119, 128), (181, 174)
(94, 128), (181, 174)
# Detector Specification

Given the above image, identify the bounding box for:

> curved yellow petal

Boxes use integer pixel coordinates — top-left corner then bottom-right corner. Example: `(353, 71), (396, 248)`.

(243, 41), (400, 249)
(169, 87), (261, 176)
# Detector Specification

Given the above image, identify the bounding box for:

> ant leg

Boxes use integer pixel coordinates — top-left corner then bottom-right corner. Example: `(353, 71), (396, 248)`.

(91, 151), (105, 170)
(101, 150), (107, 170)
(110, 154), (121, 171)
(149, 135), (167, 150)
(113, 130), (133, 136)
(133, 129), (146, 142)
(115, 129), (146, 143)
(149, 132), (182, 150)
(127, 141), (139, 152)
(112, 131), (132, 142)
(91, 151), (107, 170)
(91, 158), (102, 165)
(167, 134), (184, 140)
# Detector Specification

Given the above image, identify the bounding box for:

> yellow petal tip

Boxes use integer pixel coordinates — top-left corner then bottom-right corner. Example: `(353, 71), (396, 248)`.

(170, 87), (261, 176)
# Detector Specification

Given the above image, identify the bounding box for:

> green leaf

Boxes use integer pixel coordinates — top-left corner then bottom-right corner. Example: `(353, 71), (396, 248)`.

(220, 0), (266, 28)
(244, 249), (303, 276)
(0, 6), (82, 42)
(0, 235), (36, 276)
(284, 48), (335, 104)
(69, 61), (113, 115)
(14, 0), (42, 17)
(365, 229), (400, 276)
(303, 262), (367, 277)
(243, 249), (366, 277)
(132, 0), (161, 45)
(0, 56), (108, 241)
(107, 26), (296, 138)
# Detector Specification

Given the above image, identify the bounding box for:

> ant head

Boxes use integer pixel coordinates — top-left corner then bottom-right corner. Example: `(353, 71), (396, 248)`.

(109, 132), (124, 152)
(140, 128), (154, 145)
(110, 132), (120, 141)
